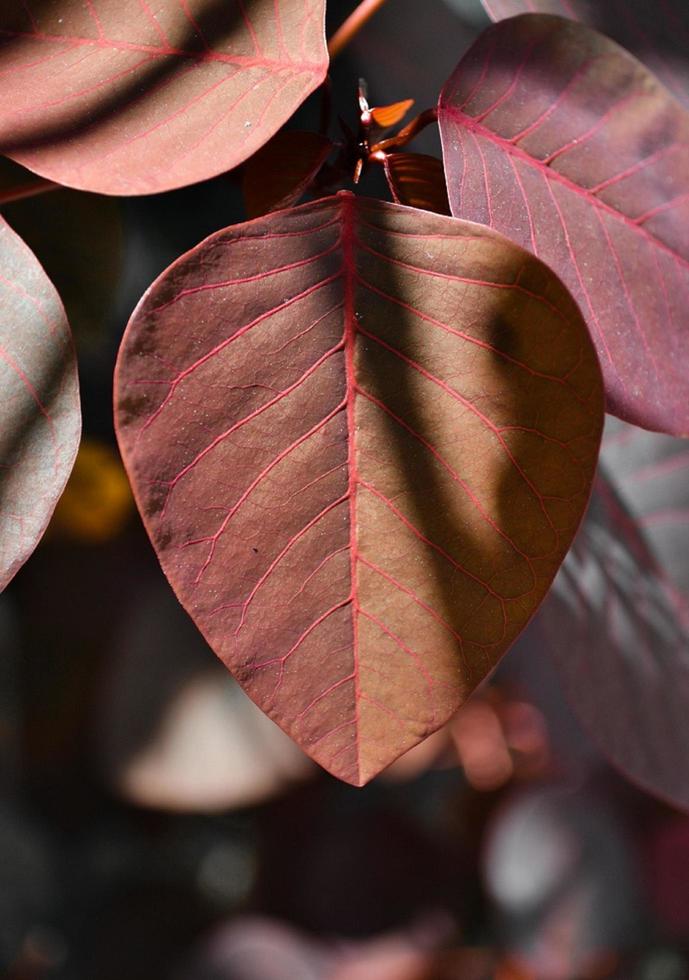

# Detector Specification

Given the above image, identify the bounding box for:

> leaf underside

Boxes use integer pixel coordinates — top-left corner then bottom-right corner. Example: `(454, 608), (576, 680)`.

(0, 0), (328, 195)
(0, 217), (80, 590)
(439, 14), (689, 435)
(242, 130), (332, 219)
(384, 153), (451, 215)
(541, 419), (689, 811)
(479, 0), (689, 110)
(115, 193), (603, 785)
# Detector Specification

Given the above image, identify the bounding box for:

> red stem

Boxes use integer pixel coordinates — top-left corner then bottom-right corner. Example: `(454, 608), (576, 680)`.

(370, 107), (439, 155)
(0, 178), (61, 206)
(328, 0), (389, 58)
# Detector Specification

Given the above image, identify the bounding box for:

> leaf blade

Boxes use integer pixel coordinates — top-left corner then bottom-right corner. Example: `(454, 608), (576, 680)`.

(438, 14), (689, 434)
(0, 217), (81, 589)
(541, 419), (689, 810)
(0, 0), (328, 195)
(114, 194), (603, 784)
(479, 0), (689, 110)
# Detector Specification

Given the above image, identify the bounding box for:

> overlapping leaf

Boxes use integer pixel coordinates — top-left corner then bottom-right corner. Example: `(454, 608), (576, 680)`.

(0, 0), (328, 195)
(0, 217), (80, 590)
(541, 419), (689, 809)
(479, 0), (689, 110)
(438, 14), (689, 435)
(383, 153), (450, 215)
(115, 193), (603, 785)
(242, 130), (332, 218)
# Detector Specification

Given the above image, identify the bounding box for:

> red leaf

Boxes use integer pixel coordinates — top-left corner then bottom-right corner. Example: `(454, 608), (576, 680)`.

(371, 99), (415, 129)
(541, 419), (689, 810)
(383, 153), (451, 215)
(114, 193), (603, 785)
(0, 0), (328, 195)
(242, 130), (332, 219)
(480, 0), (689, 110)
(438, 15), (689, 435)
(0, 217), (80, 589)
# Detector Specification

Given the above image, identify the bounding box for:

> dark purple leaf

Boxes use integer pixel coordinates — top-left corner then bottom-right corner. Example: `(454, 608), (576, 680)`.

(439, 14), (689, 435)
(541, 418), (689, 809)
(480, 0), (689, 110)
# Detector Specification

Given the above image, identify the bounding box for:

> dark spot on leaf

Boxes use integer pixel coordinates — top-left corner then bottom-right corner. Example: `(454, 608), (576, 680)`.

(118, 393), (149, 426)
(487, 313), (518, 359)
(156, 528), (172, 551)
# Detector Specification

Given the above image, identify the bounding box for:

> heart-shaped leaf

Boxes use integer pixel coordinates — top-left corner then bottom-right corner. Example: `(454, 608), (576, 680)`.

(114, 193), (603, 785)
(242, 130), (332, 219)
(541, 419), (689, 810)
(479, 0), (689, 110)
(0, 217), (80, 589)
(383, 153), (450, 215)
(438, 14), (689, 435)
(0, 0), (328, 195)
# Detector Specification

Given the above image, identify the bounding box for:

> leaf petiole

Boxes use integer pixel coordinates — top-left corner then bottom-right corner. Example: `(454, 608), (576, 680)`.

(369, 108), (439, 155)
(328, 0), (390, 58)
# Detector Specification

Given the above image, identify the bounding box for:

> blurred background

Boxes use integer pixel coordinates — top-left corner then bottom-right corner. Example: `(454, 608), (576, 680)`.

(2, 1), (689, 977)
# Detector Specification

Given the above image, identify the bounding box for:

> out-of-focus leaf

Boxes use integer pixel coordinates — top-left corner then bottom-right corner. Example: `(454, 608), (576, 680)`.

(371, 99), (415, 129)
(118, 671), (314, 811)
(98, 581), (314, 812)
(0, 0), (328, 195)
(98, 582), (312, 812)
(383, 689), (550, 786)
(540, 419), (689, 810)
(599, 420), (689, 594)
(181, 916), (467, 980)
(0, 218), (80, 590)
(484, 786), (643, 978)
(48, 440), (132, 544)
(180, 918), (328, 980)
(479, 0), (689, 110)
(439, 15), (689, 434)
(242, 131), (332, 219)
(380, 726), (457, 783)
(115, 192), (602, 785)
(384, 153), (450, 214)
(648, 819), (689, 937)
(0, 160), (123, 352)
